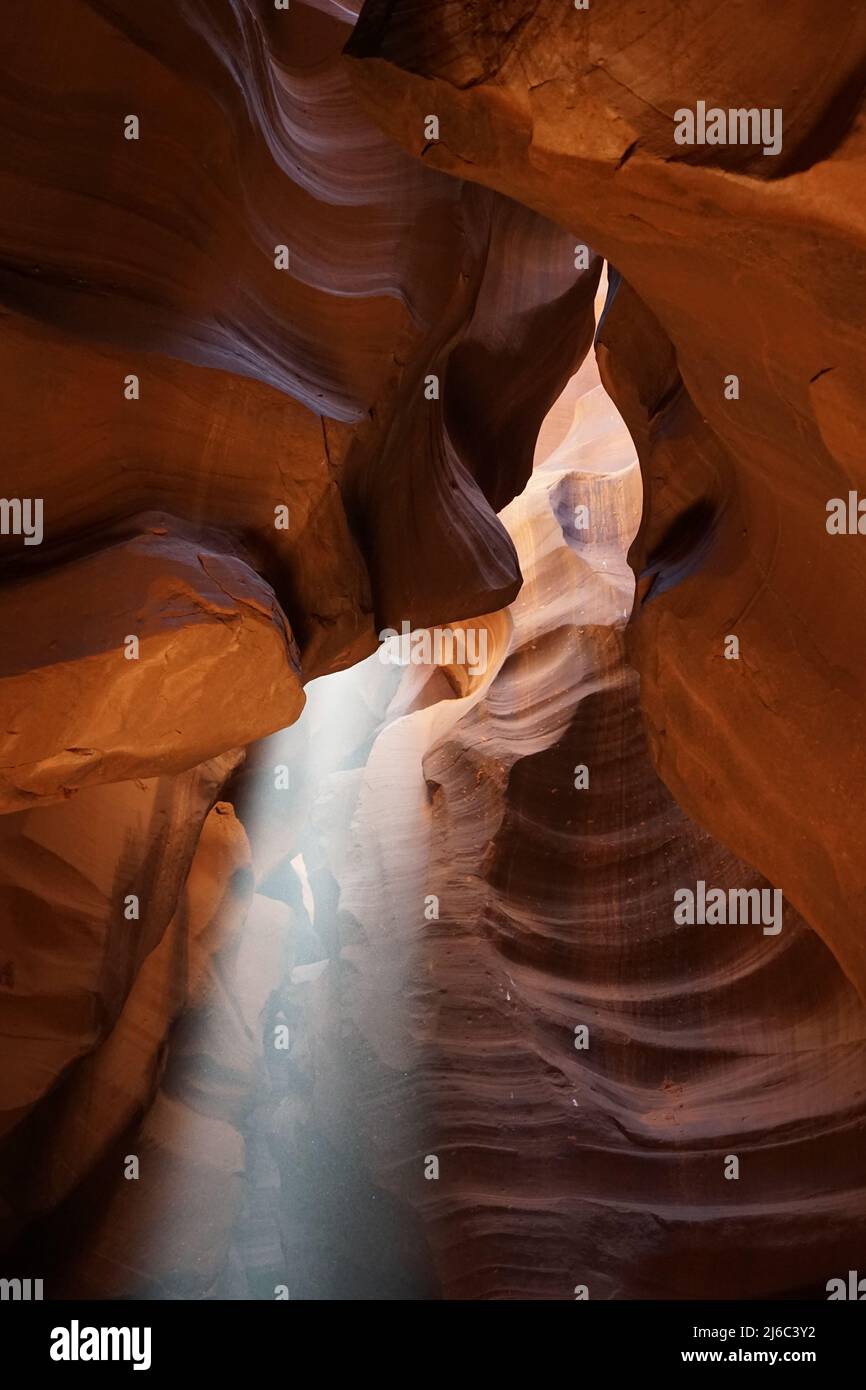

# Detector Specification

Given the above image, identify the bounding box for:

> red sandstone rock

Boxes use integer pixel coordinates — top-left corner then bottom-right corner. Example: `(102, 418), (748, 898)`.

(0, 0), (597, 665)
(298, 347), (866, 1300)
(344, 0), (866, 998)
(0, 523), (304, 809)
(2, 0), (866, 1305)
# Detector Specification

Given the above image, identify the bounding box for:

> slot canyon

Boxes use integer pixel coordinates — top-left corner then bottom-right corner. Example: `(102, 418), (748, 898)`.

(1, 0), (865, 1306)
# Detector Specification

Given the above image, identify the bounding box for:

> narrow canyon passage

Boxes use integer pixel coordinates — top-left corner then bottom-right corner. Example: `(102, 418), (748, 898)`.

(127, 324), (865, 1302)
(8, 293), (865, 1302)
(2, 0), (866, 1326)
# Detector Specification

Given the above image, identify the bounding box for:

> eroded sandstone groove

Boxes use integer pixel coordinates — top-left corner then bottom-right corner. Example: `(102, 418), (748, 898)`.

(0, 0), (864, 1301)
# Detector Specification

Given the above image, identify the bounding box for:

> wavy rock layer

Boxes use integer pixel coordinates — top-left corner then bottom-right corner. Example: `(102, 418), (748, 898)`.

(0, 0), (601, 1291)
(0, 0), (598, 687)
(217, 346), (866, 1300)
(2, 0), (865, 1303)
(0, 522), (303, 810)
(345, 0), (866, 999)
(0, 753), (244, 1253)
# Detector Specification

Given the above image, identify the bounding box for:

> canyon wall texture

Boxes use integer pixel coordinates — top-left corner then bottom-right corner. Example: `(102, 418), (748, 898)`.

(345, 0), (866, 999)
(262, 349), (866, 1300)
(0, 0), (598, 682)
(1, 0), (865, 1301)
